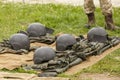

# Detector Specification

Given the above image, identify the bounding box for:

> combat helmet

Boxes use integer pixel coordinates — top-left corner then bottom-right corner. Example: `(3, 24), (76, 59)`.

(56, 34), (77, 51)
(87, 27), (108, 43)
(27, 23), (54, 37)
(9, 33), (30, 50)
(33, 47), (55, 64)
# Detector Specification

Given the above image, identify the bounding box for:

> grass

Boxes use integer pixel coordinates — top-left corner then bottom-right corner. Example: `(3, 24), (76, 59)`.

(0, 3), (120, 41)
(0, 3), (87, 41)
(58, 49), (120, 79)
(81, 49), (120, 75)
(1, 67), (37, 74)
(69, 49), (120, 80)
(0, 2), (120, 79)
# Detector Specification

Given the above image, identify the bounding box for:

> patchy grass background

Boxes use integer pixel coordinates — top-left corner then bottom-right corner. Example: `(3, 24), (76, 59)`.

(0, 2), (120, 79)
(81, 49), (120, 75)
(71, 49), (120, 80)
(0, 3), (120, 41)
(58, 49), (120, 79)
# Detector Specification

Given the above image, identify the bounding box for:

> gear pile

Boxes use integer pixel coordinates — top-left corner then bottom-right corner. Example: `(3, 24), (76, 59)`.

(0, 23), (55, 54)
(0, 23), (120, 77)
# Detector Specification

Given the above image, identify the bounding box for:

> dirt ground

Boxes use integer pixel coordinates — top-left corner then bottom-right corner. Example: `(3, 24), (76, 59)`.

(1, 42), (120, 80)
(65, 42), (120, 75)
(1, 0), (120, 7)
(0, 0), (120, 80)
(0, 72), (70, 80)
(75, 73), (120, 80)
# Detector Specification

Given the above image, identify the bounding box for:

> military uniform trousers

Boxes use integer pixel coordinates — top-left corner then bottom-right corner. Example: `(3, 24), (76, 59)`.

(84, 0), (112, 16)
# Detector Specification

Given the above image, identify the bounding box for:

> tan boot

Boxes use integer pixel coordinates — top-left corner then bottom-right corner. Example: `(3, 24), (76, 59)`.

(105, 14), (120, 30)
(85, 13), (95, 28)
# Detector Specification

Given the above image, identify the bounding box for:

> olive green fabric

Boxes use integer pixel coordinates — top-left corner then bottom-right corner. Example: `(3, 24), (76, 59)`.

(27, 37), (120, 77)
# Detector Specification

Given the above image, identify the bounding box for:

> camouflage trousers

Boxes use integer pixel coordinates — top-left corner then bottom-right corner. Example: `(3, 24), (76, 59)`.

(84, 0), (112, 16)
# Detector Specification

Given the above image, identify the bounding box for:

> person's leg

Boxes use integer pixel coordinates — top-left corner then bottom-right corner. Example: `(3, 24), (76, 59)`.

(84, 0), (95, 28)
(100, 0), (119, 30)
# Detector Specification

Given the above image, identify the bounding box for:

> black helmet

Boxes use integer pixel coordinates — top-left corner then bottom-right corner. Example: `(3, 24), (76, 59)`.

(33, 47), (55, 64)
(87, 27), (108, 43)
(27, 23), (54, 37)
(56, 34), (77, 51)
(9, 33), (30, 50)
(27, 23), (46, 37)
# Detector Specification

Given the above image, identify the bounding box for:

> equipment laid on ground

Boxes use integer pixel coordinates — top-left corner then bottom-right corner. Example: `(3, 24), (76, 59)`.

(56, 34), (77, 51)
(33, 47), (55, 64)
(9, 33), (30, 50)
(87, 27), (108, 43)
(0, 26), (120, 77)
(27, 23), (54, 37)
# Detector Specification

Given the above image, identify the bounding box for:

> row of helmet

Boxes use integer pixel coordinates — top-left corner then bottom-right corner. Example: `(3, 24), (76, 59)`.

(9, 23), (54, 50)
(8, 23), (108, 64)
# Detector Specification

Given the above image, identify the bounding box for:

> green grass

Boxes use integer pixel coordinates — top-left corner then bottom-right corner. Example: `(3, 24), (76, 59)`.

(0, 3), (87, 41)
(0, 3), (120, 41)
(69, 49), (120, 80)
(1, 67), (37, 74)
(81, 49), (120, 75)
(0, 2), (120, 78)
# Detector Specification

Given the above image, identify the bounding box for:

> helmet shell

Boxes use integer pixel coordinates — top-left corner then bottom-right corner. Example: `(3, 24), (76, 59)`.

(9, 33), (30, 50)
(56, 34), (77, 51)
(27, 23), (46, 37)
(33, 47), (55, 64)
(87, 27), (108, 43)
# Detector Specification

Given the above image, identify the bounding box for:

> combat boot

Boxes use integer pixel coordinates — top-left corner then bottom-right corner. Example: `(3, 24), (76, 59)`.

(105, 14), (120, 30)
(85, 13), (95, 28)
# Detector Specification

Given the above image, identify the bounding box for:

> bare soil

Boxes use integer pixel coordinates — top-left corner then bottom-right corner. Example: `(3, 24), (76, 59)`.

(31, 41), (120, 80)
(75, 73), (120, 80)
(65, 43), (120, 75)
(0, 72), (70, 80)
(0, 40), (120, 79)
(0, 0), (120, 79)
